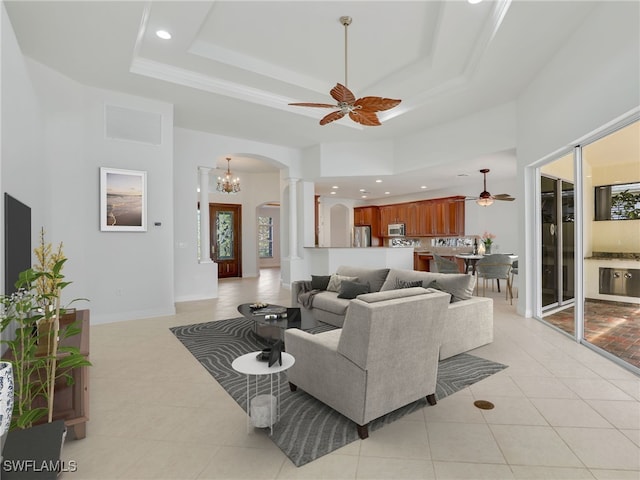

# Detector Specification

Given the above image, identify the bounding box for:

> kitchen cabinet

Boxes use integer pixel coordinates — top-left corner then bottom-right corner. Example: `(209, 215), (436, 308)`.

(378, 205), (396, 237)
(437, 197), (465, 235)
(414, 252), (432, 271)
(448, 198), (465, 235)
(405, 203), (419, 236)
(354, 206), (377, 226)
(354, 206), (381, 245)
(416, 200), (436, 236)
(374, 195), (465, 237)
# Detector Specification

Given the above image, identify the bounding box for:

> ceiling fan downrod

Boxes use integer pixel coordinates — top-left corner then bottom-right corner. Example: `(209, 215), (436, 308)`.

(340, 16), (352, 88)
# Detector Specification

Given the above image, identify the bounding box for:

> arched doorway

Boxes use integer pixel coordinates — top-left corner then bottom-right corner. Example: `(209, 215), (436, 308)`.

(330, 204), (350, 247)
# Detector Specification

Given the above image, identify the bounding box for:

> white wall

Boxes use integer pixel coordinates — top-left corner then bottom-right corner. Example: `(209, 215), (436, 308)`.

(3, 6), (177, 324)
(1, 3), (47, 301)
(516, 1), (640, 317)
(319, 141), (394, 176)
(395, 102), (517, 172)
(25, 60), (176, 324)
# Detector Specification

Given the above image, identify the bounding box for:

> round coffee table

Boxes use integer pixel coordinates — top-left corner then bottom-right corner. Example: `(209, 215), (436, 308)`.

(231, 351), (295, 436)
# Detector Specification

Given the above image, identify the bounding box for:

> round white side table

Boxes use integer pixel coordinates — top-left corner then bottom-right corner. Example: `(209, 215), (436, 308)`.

(231, 351), (295, 436)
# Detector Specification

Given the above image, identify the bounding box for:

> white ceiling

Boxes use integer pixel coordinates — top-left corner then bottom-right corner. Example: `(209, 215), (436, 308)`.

(4, 0), (601, 200)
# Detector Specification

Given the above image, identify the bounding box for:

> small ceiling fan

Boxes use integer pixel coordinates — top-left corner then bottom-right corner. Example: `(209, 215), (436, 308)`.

(289, 16), (401, 126)
(470, 169), (515, 206)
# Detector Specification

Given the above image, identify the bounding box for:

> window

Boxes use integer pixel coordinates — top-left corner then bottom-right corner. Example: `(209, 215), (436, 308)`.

(258, 216), (274, 258)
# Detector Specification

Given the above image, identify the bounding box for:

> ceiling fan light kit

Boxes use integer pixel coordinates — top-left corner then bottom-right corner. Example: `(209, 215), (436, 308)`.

(474, 169), (514, 206)
(289, 16), (401, 126)
(476, 196), (494, 207)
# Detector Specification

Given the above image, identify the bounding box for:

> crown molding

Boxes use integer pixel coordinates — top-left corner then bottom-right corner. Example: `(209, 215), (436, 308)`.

(130, 56), (363, 129)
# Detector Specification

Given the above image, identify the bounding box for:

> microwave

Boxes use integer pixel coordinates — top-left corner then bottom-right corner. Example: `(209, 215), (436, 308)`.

(388, 223), (406, 237)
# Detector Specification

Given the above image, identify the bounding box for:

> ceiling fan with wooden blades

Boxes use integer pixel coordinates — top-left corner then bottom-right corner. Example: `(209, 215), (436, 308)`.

(468, 169), (516, 206)
(289, 16), (401, 126)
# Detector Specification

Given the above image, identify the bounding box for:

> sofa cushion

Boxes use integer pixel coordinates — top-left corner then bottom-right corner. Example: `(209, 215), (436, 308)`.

(310, 291), (351, 316)
(357, 287), (430, 304)
(336, 266), (390, 293)
(426, 280), (455, 303)
(394, 278), (424, 289)
(327, 274), (358, 293)
(337, 280), (370, 299)
(381, 269), (475, 302)
(311, 275), (331, 291)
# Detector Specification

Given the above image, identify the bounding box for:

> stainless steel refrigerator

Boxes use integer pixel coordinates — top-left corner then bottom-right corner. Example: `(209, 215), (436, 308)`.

(353, 225), (371, 247)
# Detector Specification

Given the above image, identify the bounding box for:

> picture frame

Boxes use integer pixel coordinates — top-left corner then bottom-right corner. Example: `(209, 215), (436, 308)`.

(100, 167), (147, 232)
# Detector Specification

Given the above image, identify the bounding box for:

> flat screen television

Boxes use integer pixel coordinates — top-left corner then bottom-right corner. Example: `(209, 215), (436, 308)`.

(594, 182), (640, 221)
(4, 193), (31, 295)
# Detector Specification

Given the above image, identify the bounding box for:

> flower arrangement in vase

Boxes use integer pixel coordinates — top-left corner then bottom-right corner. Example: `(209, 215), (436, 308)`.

(481, 232), (496, 254)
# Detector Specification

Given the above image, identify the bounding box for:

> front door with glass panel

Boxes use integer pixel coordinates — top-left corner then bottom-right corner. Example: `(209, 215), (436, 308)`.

(210, 203), (242, 278)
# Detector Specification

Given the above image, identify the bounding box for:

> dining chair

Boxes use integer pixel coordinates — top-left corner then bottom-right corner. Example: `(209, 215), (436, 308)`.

(510, 260), (518, 298)
(476, 254), (513, 304)
(433, 254), (460, 274)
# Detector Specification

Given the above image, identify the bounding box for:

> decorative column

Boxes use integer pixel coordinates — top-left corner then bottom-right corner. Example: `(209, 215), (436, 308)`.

(288, 177), (300, 259)
(199, 167), (213, 263)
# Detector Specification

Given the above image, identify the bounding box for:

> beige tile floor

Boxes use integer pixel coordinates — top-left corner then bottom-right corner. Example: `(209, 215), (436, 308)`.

(62, 268), (640, 480)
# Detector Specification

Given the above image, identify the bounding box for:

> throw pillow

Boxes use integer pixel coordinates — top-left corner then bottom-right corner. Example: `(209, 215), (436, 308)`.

(337, 280), (370, 299)
(426, 280), (455, 303)
(394, 278), (424, 289)
(326, 274), (358, 293)
(311, 275), (331, 291)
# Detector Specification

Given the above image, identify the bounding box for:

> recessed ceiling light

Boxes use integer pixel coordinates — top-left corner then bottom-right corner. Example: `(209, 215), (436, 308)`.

(359, 188), (366, 192)
(468, 0), (483, 4)
(420, 185), (428, 189)
(197, 187), (200, 193)
(361, 195), (367, 199)
(375, 179), (382, 183)
(156, 30), (172, 40)
(332, 185), (339, 189)
(330, 191), (336, 195)
(385, 191), (390, 195)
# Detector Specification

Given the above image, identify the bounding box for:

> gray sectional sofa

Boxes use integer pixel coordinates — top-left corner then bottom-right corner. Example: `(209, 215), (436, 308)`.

(291, 265), (493, 360)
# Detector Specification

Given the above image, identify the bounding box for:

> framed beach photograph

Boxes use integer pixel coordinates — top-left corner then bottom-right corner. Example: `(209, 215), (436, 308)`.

(100, 167), (147, 232)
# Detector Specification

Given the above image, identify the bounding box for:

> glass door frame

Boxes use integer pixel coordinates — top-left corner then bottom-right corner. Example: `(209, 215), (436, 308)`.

(540, 173), (577, 313)
(531, 111), (639, 374)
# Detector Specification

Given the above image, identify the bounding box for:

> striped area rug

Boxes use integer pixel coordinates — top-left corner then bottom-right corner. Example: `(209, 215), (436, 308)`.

(170, 317), (507, 467)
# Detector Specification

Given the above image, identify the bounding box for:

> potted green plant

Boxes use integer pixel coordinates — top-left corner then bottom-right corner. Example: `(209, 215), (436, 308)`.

(0, 229), (90, 430)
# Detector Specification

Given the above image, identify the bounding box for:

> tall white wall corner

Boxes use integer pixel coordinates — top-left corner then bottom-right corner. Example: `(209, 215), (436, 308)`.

(198, 166), (213, 264)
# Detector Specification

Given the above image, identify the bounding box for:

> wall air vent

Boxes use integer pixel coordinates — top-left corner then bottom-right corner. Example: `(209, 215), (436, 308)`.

(105, 104), (162, 145)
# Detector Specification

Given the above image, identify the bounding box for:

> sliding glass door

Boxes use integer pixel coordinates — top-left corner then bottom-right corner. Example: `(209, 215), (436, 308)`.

(538, 119), (640, 373)
(581, 120), (639, 371)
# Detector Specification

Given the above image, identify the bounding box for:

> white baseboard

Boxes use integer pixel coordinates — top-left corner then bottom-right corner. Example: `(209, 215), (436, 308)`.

(90, 306), (176, 324)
